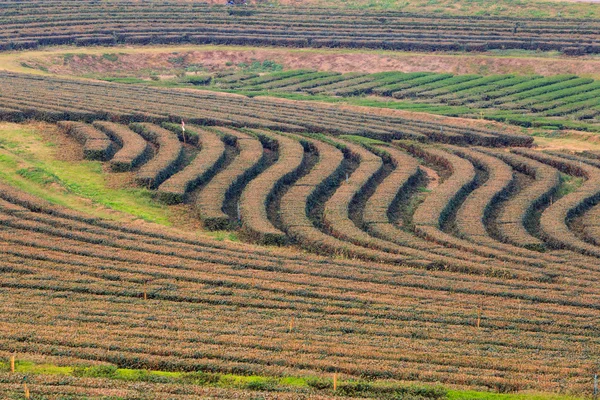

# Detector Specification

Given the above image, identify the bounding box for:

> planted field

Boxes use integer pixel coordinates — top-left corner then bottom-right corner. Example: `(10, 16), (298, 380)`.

(0, 72), (533, 147)
(2, 68), (600, 397)
(3, 121), (600, 396)
(219, 70), (600, 132)
(1, 1), (600, 54)
(2, 3), (600, 396)
(0, 75), (600, 398)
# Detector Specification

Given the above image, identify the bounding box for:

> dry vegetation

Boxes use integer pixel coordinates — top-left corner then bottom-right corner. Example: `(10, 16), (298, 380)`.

(2, 1), (600, 398)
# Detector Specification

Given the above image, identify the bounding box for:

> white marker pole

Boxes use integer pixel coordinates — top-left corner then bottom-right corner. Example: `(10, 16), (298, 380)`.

(181, 119), (186, 144)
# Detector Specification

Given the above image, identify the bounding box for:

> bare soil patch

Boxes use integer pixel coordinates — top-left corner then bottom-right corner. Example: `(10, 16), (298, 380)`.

(21, 46), (600, 78)
(34, 121), (83, 162)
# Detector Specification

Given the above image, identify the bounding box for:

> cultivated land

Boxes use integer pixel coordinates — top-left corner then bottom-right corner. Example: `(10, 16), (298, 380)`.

(1, 1), (600, 399)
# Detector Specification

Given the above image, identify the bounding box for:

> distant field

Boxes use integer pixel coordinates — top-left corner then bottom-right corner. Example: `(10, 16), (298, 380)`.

(2, 1), (599, 54)
(205, 69), (600, 132)
(221, 0), (600, 19)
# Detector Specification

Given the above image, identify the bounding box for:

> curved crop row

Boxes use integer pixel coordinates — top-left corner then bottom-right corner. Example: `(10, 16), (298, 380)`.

(321, 138), (384, 242)
(129, 123), (184, 189)
(92, 121), (150, 172)
(1, 176), (600, 394)
(364, 145), (501, 265)
(481, 150), (560, 250)
(0, 169), (591, 281)
(156, 125), (227, 205)
(513, 149), (600, 256)
(580, 204), (600, 246)
(412, 147), (476, 229)
(362, 146), (421, 228)
(196, 128), (264, 231)
(56, 121), (114, 161)
(276, 136), (426, 266)
(279, 136), (345, 232)
(451, 147), (515, 245)
(239, 131), (305, 245)
(283, 138), (520, 277)
(395, 143), (579, 271)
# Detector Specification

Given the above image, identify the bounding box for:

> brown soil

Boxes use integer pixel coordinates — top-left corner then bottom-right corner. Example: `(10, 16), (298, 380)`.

(34, 121), (83, 162)
(25, 47), (600, 78)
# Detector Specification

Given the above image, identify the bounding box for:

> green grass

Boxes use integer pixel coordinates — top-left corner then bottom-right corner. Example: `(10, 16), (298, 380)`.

(340, 134), (388, 146)
(101, 53), (119, 62)
(447, 390), (584, 400)
(557, 173), (584, 197)
(0, 358), (586, 400)
(0, 122), (172, 224)
(208, 230), (240, 242)
(99, 76), (148, 84)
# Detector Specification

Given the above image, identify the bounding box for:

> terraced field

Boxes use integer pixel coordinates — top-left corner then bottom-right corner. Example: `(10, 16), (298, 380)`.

(3, 108), (600, 393)
(2, 70), (600, 393)
(2, 1), (600, 398)
(1, 1), (600, 54)
(0, 72), (533, 147)
(214, 70), (600, 132)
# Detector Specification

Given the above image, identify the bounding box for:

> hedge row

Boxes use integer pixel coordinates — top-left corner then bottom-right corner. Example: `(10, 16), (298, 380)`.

(239, 131), (305, 245)
(230, 69), (315, 88)
(129, 123), (184, 189)
(156, 125), (227, 205)
(56, 121), (114, 161)
(221, 69), (598, 125)
(514, 149), (600, 257)
(373, 74), (454, 97)
(92, 121), (150, 172)
(196, 128), (265, 231)
(484, 150), (560, 251)
(412, 147), (476, 229)
(2, 1), (600, 53)
(331, 72), (431, 97)
(277, 74), (356, 93)
(321, 138), (384, 244)
(451, 147), (515, 245)
(392, 75), (482, 99)
(243, 71), (341, 91)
